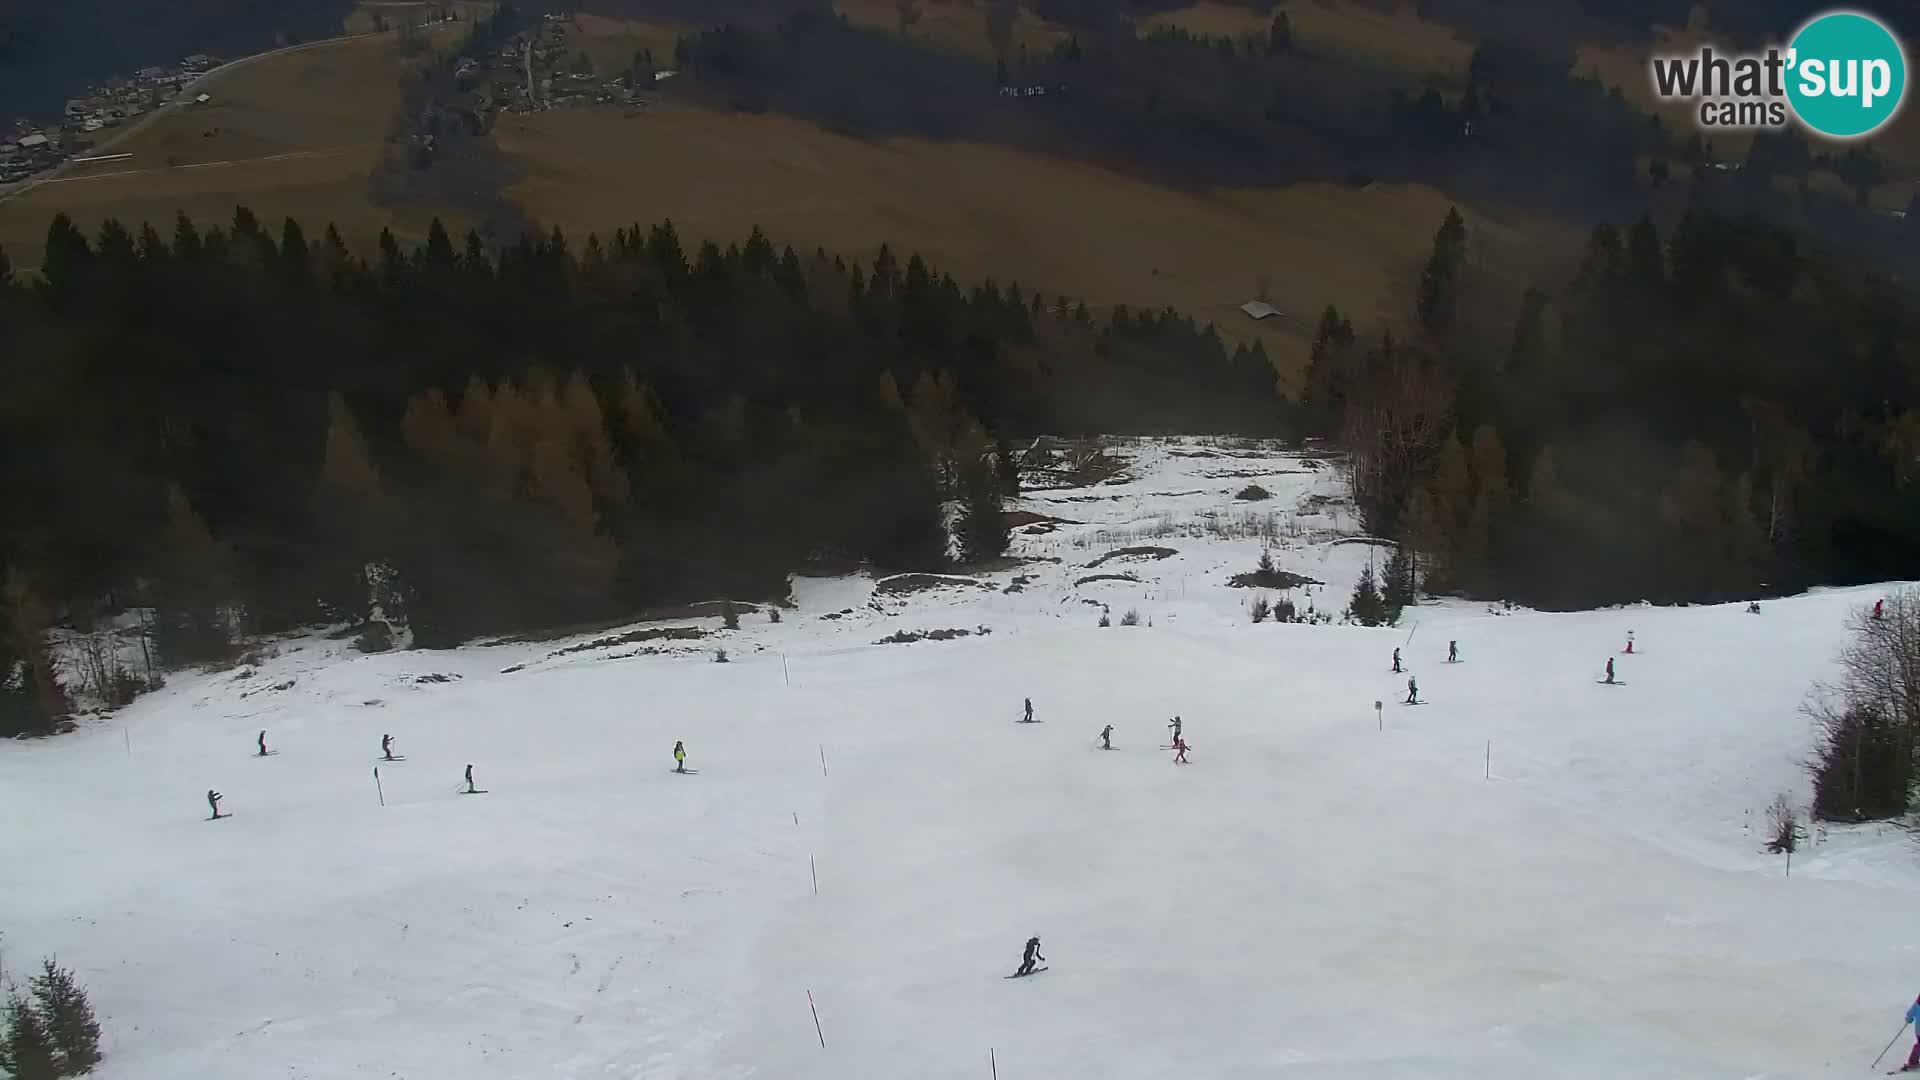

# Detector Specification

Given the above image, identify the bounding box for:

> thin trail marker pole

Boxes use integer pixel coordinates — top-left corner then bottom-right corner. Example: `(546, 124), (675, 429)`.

(1374, 700), (1382, 733)
(793, 811), (799, 827)
(374, 766), (385, 807)
(1872, 1022), (1908, 1069)
(819, 745), (827, 778)
(811, 854), (818, 895)
(124, 726), (131, 755)
(991, 1048), (998, 1079)
(807, 989), (826, 1048)
(1485, 740), (1491, 780)
(782, 653), (790, 687)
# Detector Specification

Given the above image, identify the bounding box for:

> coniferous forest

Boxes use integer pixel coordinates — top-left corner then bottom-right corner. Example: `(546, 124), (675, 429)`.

(0, 207), (1282, 732)
(5, 198), (1920, 736)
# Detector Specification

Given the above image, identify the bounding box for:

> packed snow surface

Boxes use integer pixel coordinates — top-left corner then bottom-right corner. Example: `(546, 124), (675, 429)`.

(5, 438), (1918, 1080)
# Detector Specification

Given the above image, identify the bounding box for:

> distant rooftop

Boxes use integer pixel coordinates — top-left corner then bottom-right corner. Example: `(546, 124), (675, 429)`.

(1239, 300), (1282, 320)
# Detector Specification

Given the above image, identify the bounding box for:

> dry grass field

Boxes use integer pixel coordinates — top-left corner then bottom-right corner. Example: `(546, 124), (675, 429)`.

(0, 28), (465, 269)
(835, 0), (1070, 61)
(1144, 1), (1472, 79)
(496, 101), (1566, 382)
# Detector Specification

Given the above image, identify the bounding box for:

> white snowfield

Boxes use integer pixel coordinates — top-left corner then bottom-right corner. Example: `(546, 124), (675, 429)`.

(6, 438), (1919, 1080)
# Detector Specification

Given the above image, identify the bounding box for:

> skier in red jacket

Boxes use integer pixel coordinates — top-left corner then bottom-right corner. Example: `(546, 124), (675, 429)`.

(1172, 735), (1189, 764)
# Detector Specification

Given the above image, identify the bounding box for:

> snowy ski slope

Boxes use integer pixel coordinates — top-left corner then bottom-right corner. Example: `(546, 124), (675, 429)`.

(4, 438), (1917, 1080)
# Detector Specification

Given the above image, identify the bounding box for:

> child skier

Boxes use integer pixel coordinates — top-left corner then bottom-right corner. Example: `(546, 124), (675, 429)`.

(1901, 994), (1920, 1071)
(1392, 647), (1403, 674)
(1447, 640), (1458, 664)
(1172, 734), (1189, 764)
(207, 789), (224, 819)
(673, 741), (687, 773)
(381, 734), (395, 761)
(1625, 631), (1635, 654)
(257, 730), (268, 757)
(1015, 936), (1045, 977)
(1099, 724), (1113, 750)
(1405, 676), (1418, 704)
(1604, 658), (1616, 684)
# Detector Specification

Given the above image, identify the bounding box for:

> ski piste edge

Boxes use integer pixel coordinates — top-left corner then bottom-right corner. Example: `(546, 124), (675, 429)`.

(1005, 967), (1048, 979)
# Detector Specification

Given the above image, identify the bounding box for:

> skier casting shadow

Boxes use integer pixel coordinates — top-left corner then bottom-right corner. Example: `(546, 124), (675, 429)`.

(381, 733), (396, 761)
(206, 789), (226, 820)
(1099, 724), (1113, 750)
(1013, 936), (1045, 977)
(1019, 698), (1035, 724)
(673, 740), (688, 773)
(1404, 676), (1419, 705)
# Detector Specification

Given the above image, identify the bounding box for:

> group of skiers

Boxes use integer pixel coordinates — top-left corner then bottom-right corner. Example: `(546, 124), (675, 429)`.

(208, 732), (694, 817)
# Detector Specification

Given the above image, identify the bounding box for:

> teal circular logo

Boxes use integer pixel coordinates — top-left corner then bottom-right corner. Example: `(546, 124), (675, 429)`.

(1786, 10), (1907, 138)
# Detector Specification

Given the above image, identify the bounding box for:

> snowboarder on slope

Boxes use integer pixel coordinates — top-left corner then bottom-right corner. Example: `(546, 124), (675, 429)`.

(1604, 658), (1616, 684)
(1022, 698), (1034, 723)
(1099, 724), (1113, 750)
(257, 730), (268, 757)
(381, 733), (395, 761)
(673, 741), (687, 773)
(1172, 734), (1190, 764)
(1405, 676), (1418, 705)
(207, 789), (224, 819)
(1447, 640), (1458, 664)
(1392, 647), (1403, 674)
(1015, 936), (1045, 977)
(463, 764), (477, 793)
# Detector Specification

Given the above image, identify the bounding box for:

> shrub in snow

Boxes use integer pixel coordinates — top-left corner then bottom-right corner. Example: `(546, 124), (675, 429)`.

(1764, 794), (1799, 855)
(1235, 484), (1271, 501)
(769, 607), (782, 624)
(714, 648), (729, 663)
(32, 959), (102, 1075)
(355, 619), (395, 654)
(721, 600), (740, 630)
(1250, 596), (1270, 623)
(1273, 596), (1297, 623)
(1809, 699), (1910, 821)
(1119, 609), (1141, 627)
(1098, 610), (1111, 627)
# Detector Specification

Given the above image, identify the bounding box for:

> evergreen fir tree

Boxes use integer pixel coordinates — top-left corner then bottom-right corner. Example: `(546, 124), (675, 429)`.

(957, 452), (1011, 563)
(31, 958), (102, 1074)
(1415, 207), (1467, 338)
(1, 991), (58, 1080)
(1347, 564), (1387, 626)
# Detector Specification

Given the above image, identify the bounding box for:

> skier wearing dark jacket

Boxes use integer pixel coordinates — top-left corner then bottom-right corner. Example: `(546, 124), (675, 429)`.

(1099, 724), (1113, 749)
(464, 764), (476, 793)
(1605, 658), (1616, 684)
(1021, 698), (1034, 723)
(381, 734), (395, 761)
(207, 789), (223, 819)
(257, 730), (268, 757)
(1015, 936), (1045, 976)
(1392, 647), (1402, 673)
